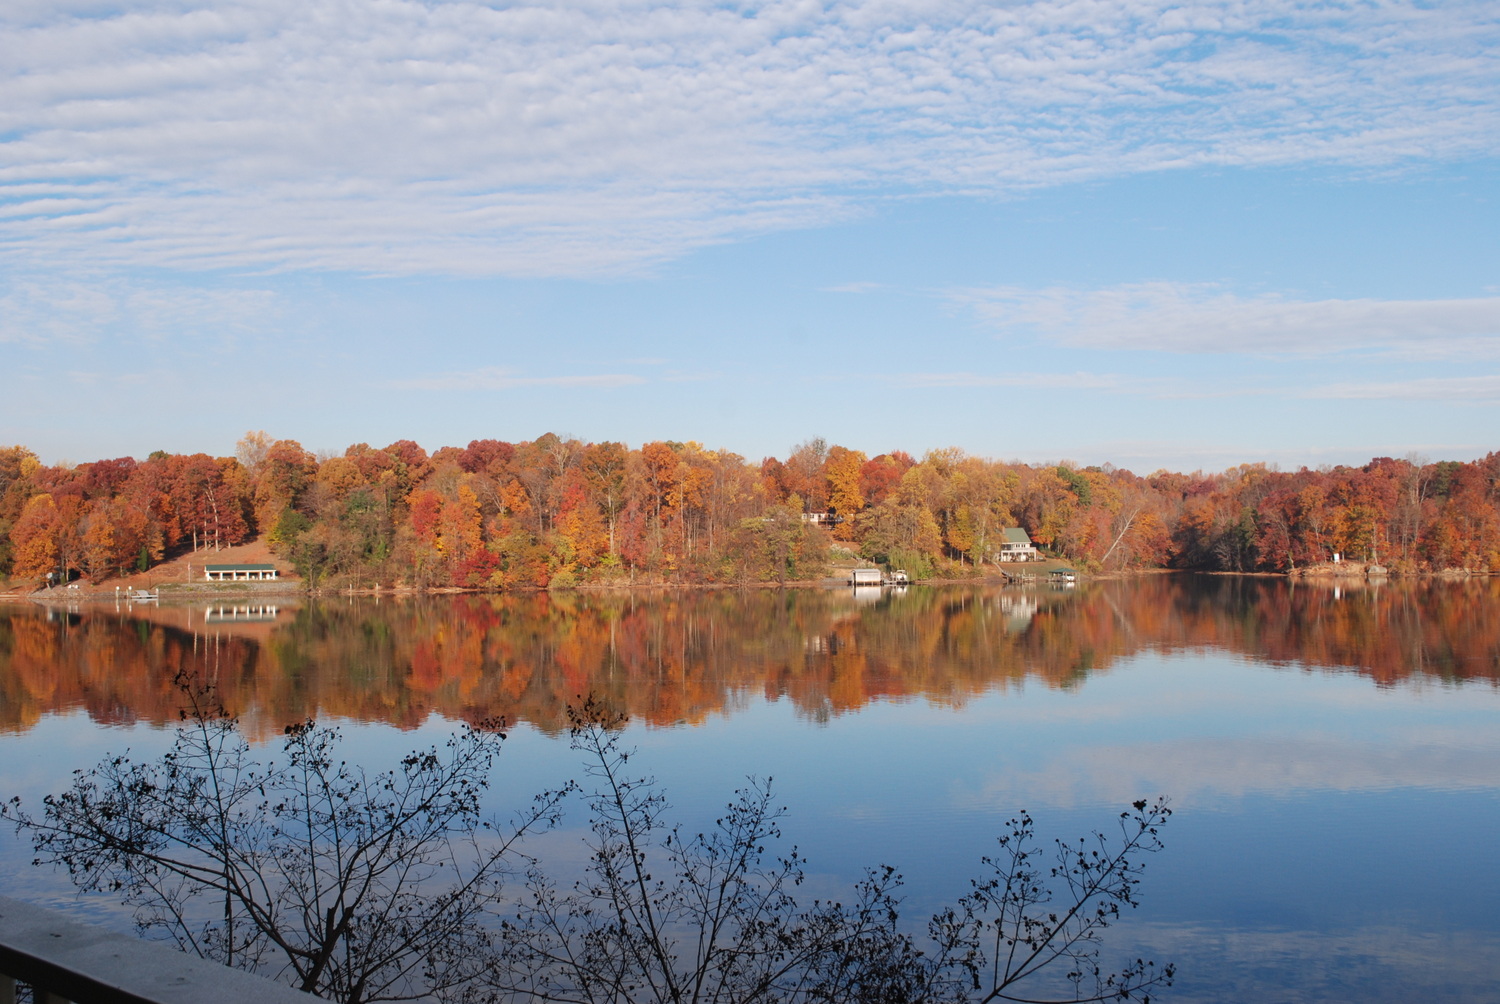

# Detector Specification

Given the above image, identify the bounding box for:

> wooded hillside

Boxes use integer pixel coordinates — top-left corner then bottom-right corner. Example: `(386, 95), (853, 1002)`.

(2, 434), (1497, 587)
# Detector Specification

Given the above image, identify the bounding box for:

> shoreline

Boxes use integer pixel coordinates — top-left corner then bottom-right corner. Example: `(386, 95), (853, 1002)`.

(4, 563), (1491, 606)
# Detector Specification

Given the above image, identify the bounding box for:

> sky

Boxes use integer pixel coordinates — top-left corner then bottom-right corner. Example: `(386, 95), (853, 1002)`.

(3, 0), (1498, 474)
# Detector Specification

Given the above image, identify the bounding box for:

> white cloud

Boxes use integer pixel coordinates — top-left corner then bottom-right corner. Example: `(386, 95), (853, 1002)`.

(1123, 923), (1500, 1001)
(898, 370), (1128, 389)
(958, 283), (1500, 357)
(963, 733), (1500, 810)
(65, 369), (162, 388)
(393, 367), (646, 390)
(1, 0), (1496, 276)
(1309, 374), (1500, 402)
(0, 275), (278, 345)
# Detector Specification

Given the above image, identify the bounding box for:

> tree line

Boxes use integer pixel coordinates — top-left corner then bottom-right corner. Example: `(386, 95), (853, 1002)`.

(2, 434), (1498, 587)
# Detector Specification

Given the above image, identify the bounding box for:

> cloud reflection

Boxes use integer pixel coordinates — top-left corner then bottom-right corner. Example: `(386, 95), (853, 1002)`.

(961, 734), (1500, 812)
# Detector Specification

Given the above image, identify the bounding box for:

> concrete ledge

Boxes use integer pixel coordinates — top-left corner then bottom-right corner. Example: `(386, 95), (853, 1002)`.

(0, 896), (318, 1004)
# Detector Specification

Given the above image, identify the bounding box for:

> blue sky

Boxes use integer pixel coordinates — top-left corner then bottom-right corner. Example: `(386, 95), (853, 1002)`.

(3, 0), (1498, 473)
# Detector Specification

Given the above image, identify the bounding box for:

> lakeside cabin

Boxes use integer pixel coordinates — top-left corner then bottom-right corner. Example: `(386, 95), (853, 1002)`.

(998, 527), (1040, 562)
(204, 563), (280, 582)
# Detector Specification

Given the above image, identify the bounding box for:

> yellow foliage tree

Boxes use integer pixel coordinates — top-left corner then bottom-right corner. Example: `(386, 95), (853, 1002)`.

(11, 494), (60, 579)
(824, 446), (866, 541)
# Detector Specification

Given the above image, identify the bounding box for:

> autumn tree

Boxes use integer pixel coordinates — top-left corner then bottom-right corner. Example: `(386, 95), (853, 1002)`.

(823, 444), (866, 540)
(278, 448), (407, 587)
(443, 482), (493, 586)
(664, 442), (717, 570)
(76, 456), (137, 501)
(727, 505), (828, 584)
(508, 435), (573, 537)
(10, 494), (62, 580)
(857, 466), (945, 578)
(554, 467), (611, 575)
(1389, 456), (1432, 568)
(1017, 467), (1077, 554)
(172, 454), (252, 552)
(859, 451), (914, 509)
(256, 439), (318, 548)
(1426, 461), (1500, 570)
(459, 438), (517, 478)
(581, 441), (628, 556)
(0, 445), (41, 575)
(783, 436), (830, 512)
(636, 441), (680, 562)
(234, 429), (272, 474)
(382, 439), (433, 491)
(699, 447), (765, 559)
(405, 487), (448, 587)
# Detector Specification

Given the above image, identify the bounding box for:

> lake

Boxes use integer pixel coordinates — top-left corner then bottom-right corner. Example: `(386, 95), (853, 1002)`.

(3, 575), (1499, 1002)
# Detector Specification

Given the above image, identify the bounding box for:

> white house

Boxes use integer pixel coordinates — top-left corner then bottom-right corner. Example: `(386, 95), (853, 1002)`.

(997, 527), (1040, 562)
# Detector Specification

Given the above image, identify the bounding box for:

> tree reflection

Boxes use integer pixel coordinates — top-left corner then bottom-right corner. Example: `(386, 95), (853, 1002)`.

(3, 576), (1498, 735)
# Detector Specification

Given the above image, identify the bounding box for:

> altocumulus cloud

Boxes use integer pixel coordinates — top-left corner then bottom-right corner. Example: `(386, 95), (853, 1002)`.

(0, 275), (278, 345)
(1, 0), (1497, 277)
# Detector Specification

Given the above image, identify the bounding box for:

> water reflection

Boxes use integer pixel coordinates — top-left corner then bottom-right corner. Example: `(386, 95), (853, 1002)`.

(2, 575), (1497, 736)
(203, 603), (283, 624)
(3, 577), (1499, 1003)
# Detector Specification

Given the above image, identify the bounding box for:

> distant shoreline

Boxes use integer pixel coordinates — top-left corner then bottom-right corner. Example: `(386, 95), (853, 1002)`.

(5, 562), (1491, 607)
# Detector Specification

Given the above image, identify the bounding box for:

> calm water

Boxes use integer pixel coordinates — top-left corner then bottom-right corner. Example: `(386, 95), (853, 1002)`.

(3, 576), (1499, 1002)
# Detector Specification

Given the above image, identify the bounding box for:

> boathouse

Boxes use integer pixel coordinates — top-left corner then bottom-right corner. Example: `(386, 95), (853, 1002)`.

(204, 563), (280, 582)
